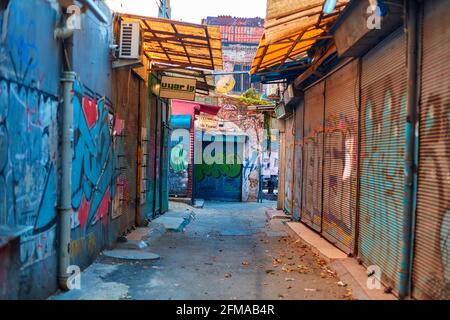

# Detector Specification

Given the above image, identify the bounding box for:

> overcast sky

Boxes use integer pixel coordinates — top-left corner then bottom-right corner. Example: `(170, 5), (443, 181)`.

(105, 0), (267, 23)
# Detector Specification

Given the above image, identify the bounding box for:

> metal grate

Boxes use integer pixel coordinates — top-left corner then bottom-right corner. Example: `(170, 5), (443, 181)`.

(322, 60), (359, 255)
(302, 80), (325, 232)
(412, 0), (450, 300)
(292, 101), (305, 222)
(358, 28), (407, 293)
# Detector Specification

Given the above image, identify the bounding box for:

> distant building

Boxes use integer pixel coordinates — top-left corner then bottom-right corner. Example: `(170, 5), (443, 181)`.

(202, 16), (264, 94)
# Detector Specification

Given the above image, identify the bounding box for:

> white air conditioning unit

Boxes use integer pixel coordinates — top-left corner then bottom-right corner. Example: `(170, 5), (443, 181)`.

(119, 22), (140, 59)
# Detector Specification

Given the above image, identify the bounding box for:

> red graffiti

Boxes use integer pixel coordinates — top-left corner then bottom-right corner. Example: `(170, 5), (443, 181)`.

(82, 96), (98, 129)
(78, 196), (91, 229)
(114, 118), (124, 136)
(97, 189), (110, 222)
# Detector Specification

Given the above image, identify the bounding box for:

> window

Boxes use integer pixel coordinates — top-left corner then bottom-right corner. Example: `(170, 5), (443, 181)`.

(233, 64), (242, 93)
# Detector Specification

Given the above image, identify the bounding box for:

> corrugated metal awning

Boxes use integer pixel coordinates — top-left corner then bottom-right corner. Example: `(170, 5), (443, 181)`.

(251, 0), (348, 75)
(119, 14), (223, 71)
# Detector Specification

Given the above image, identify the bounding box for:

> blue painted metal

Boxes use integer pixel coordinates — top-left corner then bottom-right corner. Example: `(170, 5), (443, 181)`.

(0, 0), (62, 299)
(251, 60), (310, 84)
(195, 136), (243, 201)
(171, 115), (192, 129)
(359, 29), (407, 294)
(323, 0), (338, 14)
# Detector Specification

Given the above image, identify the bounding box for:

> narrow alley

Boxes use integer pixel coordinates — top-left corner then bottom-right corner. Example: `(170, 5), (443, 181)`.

(1, 0), (449, 306)
(51, 201), (352, 300)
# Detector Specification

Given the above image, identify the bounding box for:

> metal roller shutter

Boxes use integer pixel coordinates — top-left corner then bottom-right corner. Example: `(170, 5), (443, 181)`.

(293, 102), (304, 222)
(284, 116), (294, 214)
(323, 60), (359, 254)
(359, 28), (407, 292)
(302, 81), (325, 232)
(412, 0), (450, 300)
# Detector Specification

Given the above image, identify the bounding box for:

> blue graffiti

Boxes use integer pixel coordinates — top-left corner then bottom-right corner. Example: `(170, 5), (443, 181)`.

(71, 81), (117, 230)
(360, 89), (407, 282)
(0, 78), (58, 232)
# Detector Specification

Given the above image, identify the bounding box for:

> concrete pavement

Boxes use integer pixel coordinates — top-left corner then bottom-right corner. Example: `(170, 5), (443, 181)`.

(51, 201), (353, 300)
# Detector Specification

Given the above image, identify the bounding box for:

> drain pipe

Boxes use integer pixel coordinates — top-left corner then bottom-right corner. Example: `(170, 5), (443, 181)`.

(58, 71), (76, 290)
(399, 0), (419, 300)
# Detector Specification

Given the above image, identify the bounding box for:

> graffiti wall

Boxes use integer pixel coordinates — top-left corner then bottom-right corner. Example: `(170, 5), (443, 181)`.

(217, 102), (264, 202)
(302, 81), (325, 232)
(412, 0), (450, 300)
(169, 116), (191, 197)
(322, 61), (359, 254)
(292, 102), (304, 222)
(359, 29), (407, 292)
(284, 116), (294, 214)
(0, 0), (62, 299)
(195, 135), (243, 201)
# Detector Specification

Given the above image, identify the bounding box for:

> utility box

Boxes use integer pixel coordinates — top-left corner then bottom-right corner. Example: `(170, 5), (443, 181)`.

(119, 21), (141, 59)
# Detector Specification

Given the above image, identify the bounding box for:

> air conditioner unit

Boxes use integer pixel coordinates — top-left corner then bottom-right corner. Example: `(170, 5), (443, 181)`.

(119, 21), (140, 59)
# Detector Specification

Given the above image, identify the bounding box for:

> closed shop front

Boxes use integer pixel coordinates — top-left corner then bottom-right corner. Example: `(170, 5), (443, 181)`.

(284, 116), (295, 214)
(358, 29), (407, 292)
(169, 115), (192, 197)
(322, 60), (359, 254)
(195, 134), (244, 202)
(412, 0), (450, 300)
(112, 70), (140, 230)
(302, 81), (325, 232)
(292, 102), (304, 222)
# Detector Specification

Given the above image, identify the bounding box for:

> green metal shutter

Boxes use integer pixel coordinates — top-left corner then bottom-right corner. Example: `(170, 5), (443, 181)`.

(293, 101), (304, 221)
(302, 81), (325, 232)
(359, 28), (407, 293)
(323, 60), (359, 254)
(161, 101), (170, 214)
(284, 116), (294, 214)
(412, 0), (450, 300)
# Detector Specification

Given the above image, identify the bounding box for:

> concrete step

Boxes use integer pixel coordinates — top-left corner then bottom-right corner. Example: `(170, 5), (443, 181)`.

(265, 209), (291, 222)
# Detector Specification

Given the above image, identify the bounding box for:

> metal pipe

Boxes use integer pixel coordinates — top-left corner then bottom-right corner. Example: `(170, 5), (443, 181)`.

(399, 0), (419, 300)
(58, 71), (77, 291)
(79, 0), (108, 24)
(54, 26), (74, 40)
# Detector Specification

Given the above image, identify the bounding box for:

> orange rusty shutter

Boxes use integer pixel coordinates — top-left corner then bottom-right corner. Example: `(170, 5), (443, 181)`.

(293, 101), (304, 221)
(284, 116), (295, 214)
(302, 80), (325, 232)
(322, 60), (359, 254)
(358, 28), (407, 293)
(412, 0), (450, 300)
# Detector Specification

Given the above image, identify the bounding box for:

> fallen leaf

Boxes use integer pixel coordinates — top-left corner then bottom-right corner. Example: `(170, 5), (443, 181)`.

(285, 277), (295, 282)
(273, 258), (282, 265)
